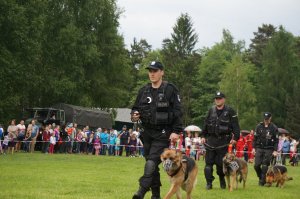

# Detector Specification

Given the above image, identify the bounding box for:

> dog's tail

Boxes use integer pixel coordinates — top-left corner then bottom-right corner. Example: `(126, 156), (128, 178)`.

(286, 176), (293, 181)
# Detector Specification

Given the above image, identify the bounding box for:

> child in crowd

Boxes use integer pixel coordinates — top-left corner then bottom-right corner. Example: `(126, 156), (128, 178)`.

(115, 134), (121, 156)
(75, 129), (83, 154)
(129, 134), (137, 157)
(87, 132), (94, 154)
(94, 135), (101, 156)
(185, 131), (192, 157)
(49, 132), (56, 154)
(2, 134), (9, 155)
(191, 132), (201, 160)
(23, 130), (31, 152)
(8, 132), (14, 154)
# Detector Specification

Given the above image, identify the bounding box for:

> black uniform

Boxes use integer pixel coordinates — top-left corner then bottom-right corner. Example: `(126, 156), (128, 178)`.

(132, 81), (183, 198)
(253, 122), (278, 185)
(202, 105), (240, 188)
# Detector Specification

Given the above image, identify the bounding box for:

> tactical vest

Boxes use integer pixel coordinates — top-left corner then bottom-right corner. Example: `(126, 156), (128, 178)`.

(255, 122), (277, 149)
(138, 81), (173, 126)
(205, 105), (232, 136)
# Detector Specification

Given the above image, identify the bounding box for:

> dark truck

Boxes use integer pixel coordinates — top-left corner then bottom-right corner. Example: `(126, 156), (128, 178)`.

(24, 103), (112, 129)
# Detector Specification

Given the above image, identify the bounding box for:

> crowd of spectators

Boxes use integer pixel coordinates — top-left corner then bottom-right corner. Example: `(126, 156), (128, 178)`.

(0, 119), (299, 166)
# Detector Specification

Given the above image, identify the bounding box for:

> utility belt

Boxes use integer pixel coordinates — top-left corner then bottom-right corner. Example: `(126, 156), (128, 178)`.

(143, 123), (167, 131)
(208, 133), (231, 140)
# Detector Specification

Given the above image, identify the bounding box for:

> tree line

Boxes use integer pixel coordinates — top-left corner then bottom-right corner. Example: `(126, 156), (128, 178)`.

(1, 1), (299, 137)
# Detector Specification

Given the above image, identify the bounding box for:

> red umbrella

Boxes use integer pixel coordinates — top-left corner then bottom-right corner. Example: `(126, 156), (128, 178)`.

(278, 128), (289, 134)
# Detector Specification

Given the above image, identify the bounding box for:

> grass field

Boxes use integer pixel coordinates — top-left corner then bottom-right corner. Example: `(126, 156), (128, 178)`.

(0, 153), (299, 199)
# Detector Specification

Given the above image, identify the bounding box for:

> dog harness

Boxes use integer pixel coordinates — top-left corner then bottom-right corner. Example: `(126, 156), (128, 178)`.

(168, 155), (195, 182)
(229, 161), (240, 172)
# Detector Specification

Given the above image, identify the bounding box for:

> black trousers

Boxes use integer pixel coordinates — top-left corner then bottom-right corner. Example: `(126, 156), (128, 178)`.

(254, 148), (273, 182)
(138, 128), (169, 189)
(204, 147), (227, 182)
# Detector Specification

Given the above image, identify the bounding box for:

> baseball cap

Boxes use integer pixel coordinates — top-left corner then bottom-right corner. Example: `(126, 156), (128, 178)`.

(263, 112), (272, 119)
(146, 61), (164, 70)
(122, 125), (127, 128)
(215, 91), (226, 99)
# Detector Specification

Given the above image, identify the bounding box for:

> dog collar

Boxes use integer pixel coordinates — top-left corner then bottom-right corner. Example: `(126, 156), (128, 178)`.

(168, 163), (182, 177)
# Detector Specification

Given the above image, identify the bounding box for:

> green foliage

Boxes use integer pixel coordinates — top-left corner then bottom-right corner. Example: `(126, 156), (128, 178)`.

(219, 55), (259, 129)
(0, 0), (131, 125)
(162, 13), (200, 125)
(259, 26), (299, 127)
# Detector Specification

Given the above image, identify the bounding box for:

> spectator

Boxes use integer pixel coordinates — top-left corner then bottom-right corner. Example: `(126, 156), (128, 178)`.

(42, 125), (51, 154)
(7, 119), (18, 154)
(129, 133), (137, 157)
(282, 134), (290, 165)
(23, 129), (31, 153)
(75, 129), (83, 154)
(100, 128), (109, 155)
(191, 131), (201, 161)
(49, 132), (56, 154)
(16, 120), (26, 152)
(185, 131), (192, 157)
(289, 136), (299, 166)
(245, 130), (255, 163)
(108, 129), (116, 155)
(236, 133), (246, 158)
(2, 133), (9, 155)
(29, 120), (40, 153)
(119, 125), (130, 157)
(0, 124), (3, 154)
(115, 134), (121, 156)
(87, 132), (94, 154)
(81, 126), (90, 154)
(53, 125), (60, 153)
(94, 135), (101, 156)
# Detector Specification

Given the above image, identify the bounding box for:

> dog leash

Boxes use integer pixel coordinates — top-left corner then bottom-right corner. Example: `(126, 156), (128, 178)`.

(204, 143), (229, 150)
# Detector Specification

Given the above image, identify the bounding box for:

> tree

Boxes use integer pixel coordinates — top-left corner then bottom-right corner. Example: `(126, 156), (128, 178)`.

(193, 30), (243, 126)
(259, 26), (299, 127)
(248, 24), (277, 68)
(161, 13), (200, 125)
(219, 55), (259, 129)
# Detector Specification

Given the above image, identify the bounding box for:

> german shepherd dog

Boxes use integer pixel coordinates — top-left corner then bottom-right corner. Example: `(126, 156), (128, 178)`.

(265, 165), (293, 188)
(223, 153), (248, 192)
(161, 149), (198, 199)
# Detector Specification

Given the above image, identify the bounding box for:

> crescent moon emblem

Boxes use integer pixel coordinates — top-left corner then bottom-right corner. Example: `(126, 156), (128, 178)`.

(147, 97), (152, 103)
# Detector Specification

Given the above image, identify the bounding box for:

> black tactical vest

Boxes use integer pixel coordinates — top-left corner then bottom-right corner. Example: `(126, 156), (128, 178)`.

(205, 105), (232, 136)
(255, 122), (278, 149)
(138, 81), (173, 126)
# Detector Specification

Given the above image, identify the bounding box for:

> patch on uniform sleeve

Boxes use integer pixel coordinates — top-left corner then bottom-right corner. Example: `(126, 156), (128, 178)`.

(177, 94), (181, 102)
(232, 115), (237, 117)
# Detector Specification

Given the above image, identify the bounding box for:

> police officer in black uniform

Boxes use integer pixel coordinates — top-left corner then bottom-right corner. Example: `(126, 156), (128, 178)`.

(253, 112), (278, 186)
(201, 92), (240, 190)
(131, 61), (183, 199)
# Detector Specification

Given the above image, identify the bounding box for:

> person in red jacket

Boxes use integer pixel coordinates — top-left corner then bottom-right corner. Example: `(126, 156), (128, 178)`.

(246, 130), (255, 163)
(236, 133), (246, 158)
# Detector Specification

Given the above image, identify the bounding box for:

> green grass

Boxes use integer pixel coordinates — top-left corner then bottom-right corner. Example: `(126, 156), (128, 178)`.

(0, 153), (299, 199)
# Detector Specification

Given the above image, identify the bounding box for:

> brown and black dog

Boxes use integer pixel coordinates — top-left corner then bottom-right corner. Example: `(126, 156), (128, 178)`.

(223, 153), (248, 192)
(265, 165), (293, 188)
(161, 149), (198, 199)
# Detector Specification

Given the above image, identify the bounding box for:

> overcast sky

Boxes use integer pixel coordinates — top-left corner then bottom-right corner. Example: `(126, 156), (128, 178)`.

(117, 0), (300, 50)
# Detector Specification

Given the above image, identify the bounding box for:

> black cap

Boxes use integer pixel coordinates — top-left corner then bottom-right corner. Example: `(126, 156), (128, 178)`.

(215, 91), (225, 99)
(146, 61), (164, 70)
(263, 112), (272, 119)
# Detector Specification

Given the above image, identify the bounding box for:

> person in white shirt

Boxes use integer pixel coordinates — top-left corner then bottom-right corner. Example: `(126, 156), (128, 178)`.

(16, 120), (26, 152)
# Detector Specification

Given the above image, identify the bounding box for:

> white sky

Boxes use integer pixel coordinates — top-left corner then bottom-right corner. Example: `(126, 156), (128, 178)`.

(117, 0), (300, 50)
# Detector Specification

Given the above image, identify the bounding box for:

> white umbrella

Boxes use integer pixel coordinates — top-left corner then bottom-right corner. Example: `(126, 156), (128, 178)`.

(184, 125), (202, 132)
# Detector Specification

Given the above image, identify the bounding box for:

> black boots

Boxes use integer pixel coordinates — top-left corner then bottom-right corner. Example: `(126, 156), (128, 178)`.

(132, 186), (148, 199)
(151, 186), (161, 199)
(219, 177), (226, 189)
